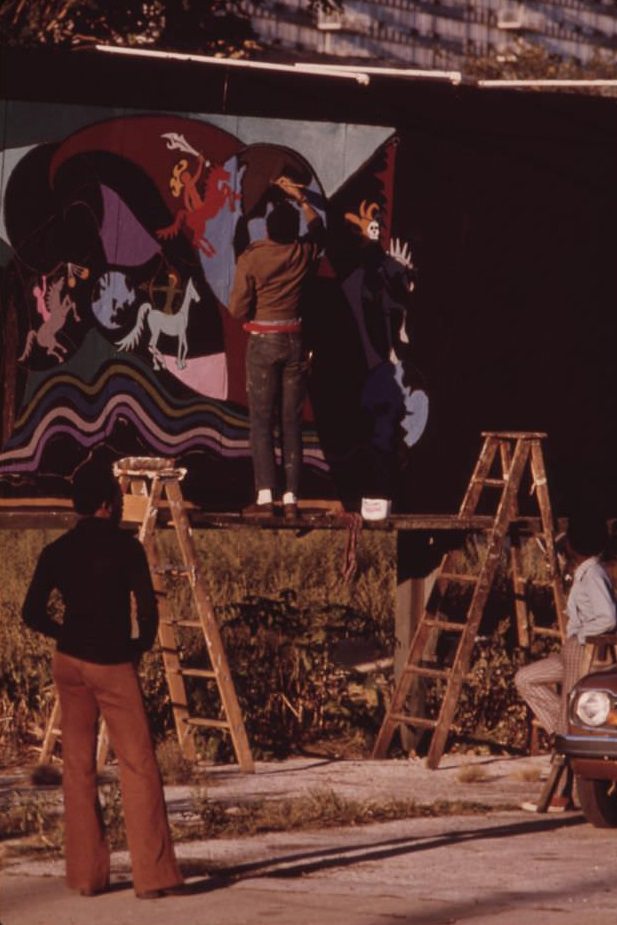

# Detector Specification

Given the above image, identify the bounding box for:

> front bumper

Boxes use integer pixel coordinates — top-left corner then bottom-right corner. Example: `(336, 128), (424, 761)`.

(556, 733), (617, 781)
(557, 733), (617, 760)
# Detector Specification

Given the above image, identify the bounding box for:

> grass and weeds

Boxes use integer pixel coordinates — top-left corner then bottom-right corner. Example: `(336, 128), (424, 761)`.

(187, 787), (516, 840)
(0, 527), (558, 768)
(1, 790), (63, 850)
(512, 765), (543, 783)
(156, 739), (196, 785)
(1, 528), (397, 766)
(1, 785), (519, 861)
(456, 763), (489, 784)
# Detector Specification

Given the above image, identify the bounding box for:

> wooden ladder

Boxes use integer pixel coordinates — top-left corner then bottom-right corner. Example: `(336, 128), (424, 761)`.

(39, 456), (254, 773)
(40, 698), (109, 769)
(506, 437), (566, 649)
(372, 431), (563, 769)
(115, 457), (254, 772)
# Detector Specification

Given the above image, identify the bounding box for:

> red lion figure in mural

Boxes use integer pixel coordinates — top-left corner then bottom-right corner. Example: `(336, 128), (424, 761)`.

(156, 148), (239, 257)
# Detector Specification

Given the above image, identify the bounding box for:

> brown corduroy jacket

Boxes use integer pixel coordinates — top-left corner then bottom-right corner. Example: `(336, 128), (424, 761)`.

(228, 217), (323, 322)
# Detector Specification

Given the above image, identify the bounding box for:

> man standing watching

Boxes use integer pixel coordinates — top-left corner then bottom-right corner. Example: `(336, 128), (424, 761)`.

(22, 462), (183, 899)
(228, 175), (324, 519)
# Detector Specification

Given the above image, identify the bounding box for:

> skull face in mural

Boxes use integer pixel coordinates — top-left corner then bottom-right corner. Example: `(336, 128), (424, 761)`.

(333, 188), (428, 506)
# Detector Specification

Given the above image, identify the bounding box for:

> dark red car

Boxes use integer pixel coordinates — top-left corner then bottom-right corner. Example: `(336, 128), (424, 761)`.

(557, 665), (617, 827)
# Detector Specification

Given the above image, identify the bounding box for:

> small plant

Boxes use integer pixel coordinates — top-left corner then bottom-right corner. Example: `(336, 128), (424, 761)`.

(1, 791), (63, 850)
(99, 782), (126, 850)
(513, 765), (542, 783)
(457, 763), (489, 784)
(156, 737), (196, 785)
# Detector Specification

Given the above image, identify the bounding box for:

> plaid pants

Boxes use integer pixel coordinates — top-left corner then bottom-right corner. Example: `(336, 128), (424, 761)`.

(514, 636), (587, 736)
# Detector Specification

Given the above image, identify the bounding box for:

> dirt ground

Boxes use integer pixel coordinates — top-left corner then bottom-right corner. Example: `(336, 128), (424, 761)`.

(3, 753), (617, 925)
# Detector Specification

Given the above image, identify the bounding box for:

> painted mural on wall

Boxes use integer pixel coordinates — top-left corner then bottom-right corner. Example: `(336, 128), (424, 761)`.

(0, 107), (428, 506)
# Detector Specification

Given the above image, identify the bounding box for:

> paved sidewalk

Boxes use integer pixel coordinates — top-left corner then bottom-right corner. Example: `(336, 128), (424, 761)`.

(5, 754), (615, 925)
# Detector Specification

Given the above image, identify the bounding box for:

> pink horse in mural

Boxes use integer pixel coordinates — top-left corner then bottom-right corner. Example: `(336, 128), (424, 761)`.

(19, 276), (81, 363)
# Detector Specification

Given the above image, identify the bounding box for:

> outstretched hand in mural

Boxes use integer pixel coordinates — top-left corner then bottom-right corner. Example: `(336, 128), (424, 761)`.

(273, 175), (306, 200)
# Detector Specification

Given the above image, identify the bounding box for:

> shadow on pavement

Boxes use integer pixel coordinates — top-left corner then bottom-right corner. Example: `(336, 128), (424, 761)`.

(178, 813), (584, 889)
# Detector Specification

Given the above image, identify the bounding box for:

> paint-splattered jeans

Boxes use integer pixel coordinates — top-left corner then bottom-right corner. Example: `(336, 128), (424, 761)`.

(246, 332), (308, 496)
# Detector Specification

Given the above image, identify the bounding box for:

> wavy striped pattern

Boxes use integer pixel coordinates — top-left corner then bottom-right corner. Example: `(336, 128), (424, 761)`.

(0, 361), (327, 474)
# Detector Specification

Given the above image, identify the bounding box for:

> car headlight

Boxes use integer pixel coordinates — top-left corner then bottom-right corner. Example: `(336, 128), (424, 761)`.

(574, 690), (611, 727)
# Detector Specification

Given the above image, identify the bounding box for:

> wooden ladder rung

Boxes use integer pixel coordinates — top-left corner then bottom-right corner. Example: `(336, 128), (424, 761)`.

(439, 572), (478, 584)
(154, 565), (191, 577)
(389, 714), (437, 729)
(590, 634), (617, 646)
(476, 478), (506, 488)
(160, 618), (202, 628)
(185, 717), (231, 730)
(532, 627), (561, 639)
(405, 665), (451, 680)
(424, 619), (466, 632)
(176, 667), (217, 679)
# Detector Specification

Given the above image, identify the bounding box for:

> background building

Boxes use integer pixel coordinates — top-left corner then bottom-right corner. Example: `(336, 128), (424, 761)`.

(247, 0), (617, 70)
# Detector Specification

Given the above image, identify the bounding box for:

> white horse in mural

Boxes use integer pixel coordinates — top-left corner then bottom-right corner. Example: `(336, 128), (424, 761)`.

(116, 277), (200, 370)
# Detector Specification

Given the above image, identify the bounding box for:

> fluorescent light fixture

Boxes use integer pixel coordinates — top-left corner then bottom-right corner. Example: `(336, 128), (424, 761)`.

(297, 63), (463, 85)
(478, 79), (617, 88)
(94, 44), (371, 85)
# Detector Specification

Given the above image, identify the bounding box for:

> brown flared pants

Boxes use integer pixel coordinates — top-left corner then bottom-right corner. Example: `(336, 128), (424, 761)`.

(52, 651), (182, 895)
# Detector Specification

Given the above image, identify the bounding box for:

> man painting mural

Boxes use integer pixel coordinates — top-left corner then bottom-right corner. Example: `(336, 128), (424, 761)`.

(515, 517), (617, 810)
(22, 463), (183, 899)
(228, 175), (324, 519)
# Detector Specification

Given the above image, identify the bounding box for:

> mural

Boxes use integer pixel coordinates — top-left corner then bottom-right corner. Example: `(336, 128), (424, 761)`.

(0, 108), (428, 508)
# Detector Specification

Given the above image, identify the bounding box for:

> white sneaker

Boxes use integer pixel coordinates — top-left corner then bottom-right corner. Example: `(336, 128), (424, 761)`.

(361, 498), (391, 521)
(520, 797), (572, 813)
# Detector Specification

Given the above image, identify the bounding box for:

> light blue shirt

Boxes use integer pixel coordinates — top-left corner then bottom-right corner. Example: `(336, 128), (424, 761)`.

(566, 556), (617, 643)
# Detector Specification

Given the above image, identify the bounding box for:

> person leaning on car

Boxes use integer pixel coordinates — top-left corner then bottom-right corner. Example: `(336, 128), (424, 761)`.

(515, 517), (617, 740)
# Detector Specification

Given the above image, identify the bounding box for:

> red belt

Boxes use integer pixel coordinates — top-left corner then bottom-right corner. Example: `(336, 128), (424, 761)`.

(243, 320), (301, 334)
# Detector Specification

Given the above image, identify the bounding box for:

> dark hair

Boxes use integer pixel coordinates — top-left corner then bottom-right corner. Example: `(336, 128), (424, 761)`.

(567, 516), (609, 558)
(266, 202), (300, 244)
(71, 462), (119, 515)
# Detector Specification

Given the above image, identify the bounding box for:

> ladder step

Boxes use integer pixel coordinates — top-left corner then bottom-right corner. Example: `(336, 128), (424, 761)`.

(160, 618), (202, 628)
(154, 565), (191, 577)
(532, 626), (561, 639)
(177, 667), (217, 679)
(424, 619), (466, 632)
(475, 477), (506, 488)
(185, 717), (231, 730)
(438, 572), (478, 584)
(389, 713), (437, 729)
(528, 578), (558, 588)
(405, 665), (451, 680)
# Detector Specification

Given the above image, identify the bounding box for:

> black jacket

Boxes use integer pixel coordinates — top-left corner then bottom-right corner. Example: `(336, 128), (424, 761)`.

(22, 517), (158, 664)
